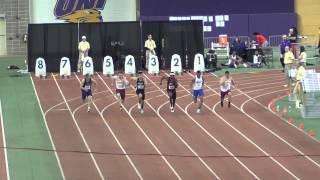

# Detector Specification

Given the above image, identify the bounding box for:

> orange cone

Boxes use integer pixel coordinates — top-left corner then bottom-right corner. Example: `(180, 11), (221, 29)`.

(272, 108), (277, 113)
(283, 107), (287, 113)
(289, 117), (294, 124)
(278, 95), (282, 100)
(309, 130), (315, 137)
(299, 124), (305, 130)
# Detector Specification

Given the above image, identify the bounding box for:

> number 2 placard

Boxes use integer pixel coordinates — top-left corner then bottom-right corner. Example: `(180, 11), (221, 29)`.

(170, 54), (182, 74)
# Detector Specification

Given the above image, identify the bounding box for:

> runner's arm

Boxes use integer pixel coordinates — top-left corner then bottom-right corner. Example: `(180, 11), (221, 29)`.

(190, 79), (195, 89)
(80, 79), (85, 91)
(160, 76), (167, 85)
(92, 79), (98, 92)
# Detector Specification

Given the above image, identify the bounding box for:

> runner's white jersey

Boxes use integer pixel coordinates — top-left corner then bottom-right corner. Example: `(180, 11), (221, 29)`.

(114, 77), (127, 89)
(220, 78), (232, 92)
(193, 76), (204, 90)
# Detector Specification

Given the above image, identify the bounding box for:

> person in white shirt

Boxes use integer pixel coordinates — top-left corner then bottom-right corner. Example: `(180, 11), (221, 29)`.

(190, 71), (205, 113)
(220, 71), (236, 108)
(144, 34), (156, 70)
(225, 51), (247, 68)
(112, 72), (129, 111)
(297, 46), (307, 65)
(78, 36), (90, 72)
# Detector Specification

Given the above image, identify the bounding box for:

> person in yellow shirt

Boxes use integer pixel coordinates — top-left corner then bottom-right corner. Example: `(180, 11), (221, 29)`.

(78, 36), (90, 72)
(284, 46), (295, 87)
(144, 34), (156, 70)
(293, 62), (305, 108)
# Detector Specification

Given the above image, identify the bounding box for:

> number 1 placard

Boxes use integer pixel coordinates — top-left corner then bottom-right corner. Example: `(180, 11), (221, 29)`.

(194, 53), (205, 72)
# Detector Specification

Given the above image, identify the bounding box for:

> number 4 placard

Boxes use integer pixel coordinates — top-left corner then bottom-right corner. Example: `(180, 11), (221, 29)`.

(103, 56), (114, 76)
(125, 55), (136, 75)
(148, 55), (159, 74)
(194, 54), (205, 72)
(82, 56), (94, 75)
(35, 57), (47, 78)
(60, 57), (71, 77)
(171, 54), (182, 74)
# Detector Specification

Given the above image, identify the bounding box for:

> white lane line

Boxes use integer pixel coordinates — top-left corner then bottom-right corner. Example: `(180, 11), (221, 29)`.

(185, 72), (300, 179)
(241, 90), (320, 167)
(44, 90), (110, 116)
(267, 99), (320, 144)
(30, 76), (66, 180)
(96, 73), (182, 180)
(144, 74), (222, 180)
(140, 89), (226, 179)
(151, 73), (260, 179)
(210, 71), (320, 168)
(74, 74), (144, 180)
(52, 74), (105, 180)
(0, 99), (10, 180)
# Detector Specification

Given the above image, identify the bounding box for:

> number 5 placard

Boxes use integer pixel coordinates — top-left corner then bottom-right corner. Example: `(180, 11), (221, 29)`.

(60, 57), (71, 77)
(148, 55), (159, 74)
(103, 56), (114, 76)
(170, 54), (182, 74)
(125, 55), (136, 75)
(82, 56), (94, 75)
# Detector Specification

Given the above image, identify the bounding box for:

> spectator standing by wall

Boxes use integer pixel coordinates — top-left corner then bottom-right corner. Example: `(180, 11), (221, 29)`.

(288, 27), (298, 57)
(253, 32), (268, 47)
(279, 35), (291, 72)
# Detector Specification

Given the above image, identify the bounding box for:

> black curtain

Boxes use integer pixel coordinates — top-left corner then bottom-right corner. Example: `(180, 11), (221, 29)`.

(28, 21), (203, 72)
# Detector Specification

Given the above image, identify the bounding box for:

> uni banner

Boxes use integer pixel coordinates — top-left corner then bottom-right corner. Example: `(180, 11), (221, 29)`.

(30, 0), (136, 23)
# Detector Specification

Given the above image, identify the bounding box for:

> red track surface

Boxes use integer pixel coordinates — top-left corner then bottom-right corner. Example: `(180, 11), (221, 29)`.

(31, 70), (320, 179)
(0, 108), (7, 180)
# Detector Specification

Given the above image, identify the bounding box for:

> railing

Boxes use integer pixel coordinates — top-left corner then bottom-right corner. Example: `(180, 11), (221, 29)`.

(204, 36), (250, 49)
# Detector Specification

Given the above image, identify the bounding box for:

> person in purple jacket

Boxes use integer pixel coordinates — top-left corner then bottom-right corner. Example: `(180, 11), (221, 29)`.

(279, 35), (291, 72)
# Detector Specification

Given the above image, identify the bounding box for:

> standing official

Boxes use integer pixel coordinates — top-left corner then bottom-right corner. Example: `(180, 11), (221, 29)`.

(78, 35), (90, 72)
(144, 34), (156, 70)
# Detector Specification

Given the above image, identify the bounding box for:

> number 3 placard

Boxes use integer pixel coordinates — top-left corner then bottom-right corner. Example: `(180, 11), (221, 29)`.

(148, 55), (159, 74)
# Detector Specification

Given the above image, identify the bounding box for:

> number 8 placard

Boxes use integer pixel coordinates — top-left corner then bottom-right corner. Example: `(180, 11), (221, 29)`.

(35, 57), (47, 78)
(170, 54), (182, 74)
(82, 56), (94, 75)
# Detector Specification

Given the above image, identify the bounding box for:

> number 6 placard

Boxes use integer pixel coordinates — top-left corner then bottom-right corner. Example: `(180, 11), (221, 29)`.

(60, 57), (71, 77)
(170, 54), (182, 74)
(82, 56), (94, 75)
(194, 53), (205, 72)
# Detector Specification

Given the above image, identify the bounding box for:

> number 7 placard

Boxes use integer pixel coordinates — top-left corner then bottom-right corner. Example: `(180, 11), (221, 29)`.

(60, 57), (71, 77)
